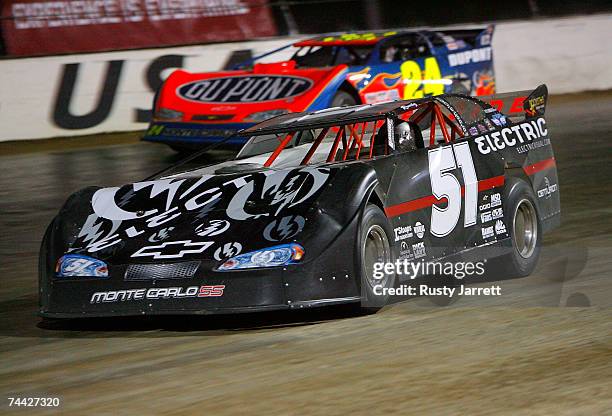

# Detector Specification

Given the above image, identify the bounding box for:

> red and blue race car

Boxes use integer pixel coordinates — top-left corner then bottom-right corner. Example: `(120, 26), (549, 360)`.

(144, 27), (495, 150)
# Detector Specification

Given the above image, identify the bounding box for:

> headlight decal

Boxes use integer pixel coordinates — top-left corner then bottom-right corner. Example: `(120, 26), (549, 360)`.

(55, 254), (109, 278)
(244, 109), (289, 122)
(155, 108), (184, 120)
(217, 243), (304, 271)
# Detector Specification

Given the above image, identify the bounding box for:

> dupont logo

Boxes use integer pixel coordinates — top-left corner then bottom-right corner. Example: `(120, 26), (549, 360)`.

(177, 75), (313, 103)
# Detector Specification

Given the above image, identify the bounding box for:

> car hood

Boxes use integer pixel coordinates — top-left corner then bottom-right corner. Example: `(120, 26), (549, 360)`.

(156, 63), (348, 122)
(56, 163), (376, 266)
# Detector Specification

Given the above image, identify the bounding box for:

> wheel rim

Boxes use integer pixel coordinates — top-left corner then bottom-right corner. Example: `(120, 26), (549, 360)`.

(362, 224), (392, 289)
(513, 198), (538, 259)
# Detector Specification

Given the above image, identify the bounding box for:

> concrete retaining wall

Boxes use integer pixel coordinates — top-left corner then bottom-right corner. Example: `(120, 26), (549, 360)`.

(0, 13), (610, 142)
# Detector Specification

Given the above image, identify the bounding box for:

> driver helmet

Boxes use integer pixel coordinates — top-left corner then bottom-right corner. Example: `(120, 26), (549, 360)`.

(395, 121), (416, 152)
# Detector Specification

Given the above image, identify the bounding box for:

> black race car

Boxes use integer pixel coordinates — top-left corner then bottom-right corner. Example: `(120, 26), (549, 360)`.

(39, 85), (559, 317)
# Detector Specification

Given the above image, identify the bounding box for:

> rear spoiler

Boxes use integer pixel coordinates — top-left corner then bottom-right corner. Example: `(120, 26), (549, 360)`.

(477, 84), (548, 121)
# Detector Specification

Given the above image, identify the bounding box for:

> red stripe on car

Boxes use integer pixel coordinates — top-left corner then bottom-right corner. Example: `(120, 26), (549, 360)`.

(523, 157), (556, 176)
(384, 175), (506, 217)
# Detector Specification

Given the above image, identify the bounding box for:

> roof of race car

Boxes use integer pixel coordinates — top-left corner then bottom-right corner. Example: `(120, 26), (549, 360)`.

(293, 31), (404, 47)
(239, 98), (430, 135)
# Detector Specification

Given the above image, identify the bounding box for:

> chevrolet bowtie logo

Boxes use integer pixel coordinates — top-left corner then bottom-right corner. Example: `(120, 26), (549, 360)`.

(131, 240), (213, 259)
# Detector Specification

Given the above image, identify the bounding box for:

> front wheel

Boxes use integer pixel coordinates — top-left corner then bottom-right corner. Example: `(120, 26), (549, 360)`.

(331, 90), (357, 107)
(357, 204), (395, 311)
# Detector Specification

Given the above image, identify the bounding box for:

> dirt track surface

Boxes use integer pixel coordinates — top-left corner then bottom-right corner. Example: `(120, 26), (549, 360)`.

(1, 92), (611, 415)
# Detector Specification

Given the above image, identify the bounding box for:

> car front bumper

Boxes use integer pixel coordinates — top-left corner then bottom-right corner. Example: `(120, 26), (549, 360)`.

(39, 212), (362, 319)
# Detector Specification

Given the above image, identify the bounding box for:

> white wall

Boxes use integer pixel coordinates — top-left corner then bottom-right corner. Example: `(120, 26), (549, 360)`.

(0, 38), (293, 141)
(0, 13), (610, 142)
(494, 13), (612, 93)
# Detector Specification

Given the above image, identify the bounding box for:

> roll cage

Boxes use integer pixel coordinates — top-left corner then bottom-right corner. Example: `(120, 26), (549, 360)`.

(238, 95), (491, 168)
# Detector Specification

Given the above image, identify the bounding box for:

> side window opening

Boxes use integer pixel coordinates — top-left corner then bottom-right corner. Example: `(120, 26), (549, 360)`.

(290, 45), (373, 67)
(380, 34), (430, 63)
(260, 119), (391, 168)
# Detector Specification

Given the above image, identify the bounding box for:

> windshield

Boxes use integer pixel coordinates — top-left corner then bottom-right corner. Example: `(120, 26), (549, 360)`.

(235, 44), (373, 69)
(290, 45), (373, 67)
(156, 100), (469, 179)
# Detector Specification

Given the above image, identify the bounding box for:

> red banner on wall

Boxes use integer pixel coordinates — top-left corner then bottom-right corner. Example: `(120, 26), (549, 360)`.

(1, 0), (277, 56)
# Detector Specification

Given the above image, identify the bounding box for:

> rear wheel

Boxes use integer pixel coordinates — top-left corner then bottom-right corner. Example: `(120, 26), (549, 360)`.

(450, 80), (469, 94)
(498, 178), (542, 277)
(357, 204), (394, 311)
(331, 90), (357, 107)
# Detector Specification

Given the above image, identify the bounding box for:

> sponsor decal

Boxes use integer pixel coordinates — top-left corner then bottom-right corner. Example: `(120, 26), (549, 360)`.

(316, 31), (398, 43)
(131, 240), (214, 259)
(6, 0), (276, 56)
(491, 113), (507, 127)
(413, 221), (425, 239)
(412, 242), (426, 259)
(90, 285), (225, 303)
(526, 95), (546, 116)
(146, 125), (165, 136)
(481, 211), (492, 223)
(213, 242), (242, 261)
(387, 117), (395, 150)
(399, 241), (412, 260)
(195, 219), (230, 237)
(480, 195), (490, 211)
(516, 138), (551, 154)
(263, 215), (305, 241)
(177, 75), (313, 103)
(393, 225), (413, 241)
(490, 193), (502, 207)
(481, 225), (494, 239)
(495, 220), (507, 235)
(537, 176), (558, 199)
(448, 47), (492, 67)
(146, 125), (236, 138)
(491, 207), (503, 220)
(474, 117), (548, 155)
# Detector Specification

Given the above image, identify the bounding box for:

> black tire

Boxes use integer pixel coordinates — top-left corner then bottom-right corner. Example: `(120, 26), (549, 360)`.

(498, 178), (542, 278)
(357, 204), (395, 311)
(331, 90), (357, 107)
(450, 80), (469, 95)
(169, 145), (191, 153)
